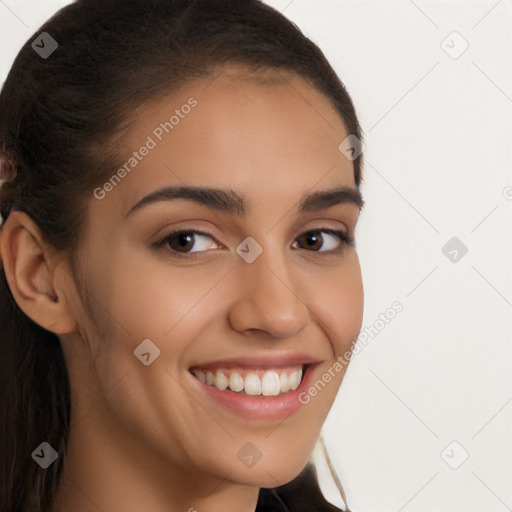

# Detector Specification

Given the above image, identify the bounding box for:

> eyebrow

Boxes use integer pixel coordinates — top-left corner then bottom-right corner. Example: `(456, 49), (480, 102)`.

(124, 184), (364, 218)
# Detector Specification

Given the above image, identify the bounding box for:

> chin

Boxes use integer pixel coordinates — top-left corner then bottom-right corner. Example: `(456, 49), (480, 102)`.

(223, 449), (313, 488)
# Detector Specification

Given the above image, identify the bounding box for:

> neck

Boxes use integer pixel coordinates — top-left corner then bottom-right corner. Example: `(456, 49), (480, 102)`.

(52, 375), (260, 512)
(53, 411), (260, 512)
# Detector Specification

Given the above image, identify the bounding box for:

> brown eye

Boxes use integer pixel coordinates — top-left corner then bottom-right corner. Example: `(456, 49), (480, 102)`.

(151, 230), (220, 258)
(168, 232), (195, 252)
(297, 231), (323, 251)
(292, 228), (353, 253)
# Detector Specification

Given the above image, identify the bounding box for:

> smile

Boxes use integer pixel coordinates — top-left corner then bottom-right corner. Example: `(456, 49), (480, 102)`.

(190, 366), (304, 396)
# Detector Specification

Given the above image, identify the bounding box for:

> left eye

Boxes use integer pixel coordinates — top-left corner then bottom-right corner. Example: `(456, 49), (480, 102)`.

(292, 229), (353, 252)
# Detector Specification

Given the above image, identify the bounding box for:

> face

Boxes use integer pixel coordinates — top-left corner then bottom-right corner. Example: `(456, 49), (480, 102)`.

(61, 66), (364, 489)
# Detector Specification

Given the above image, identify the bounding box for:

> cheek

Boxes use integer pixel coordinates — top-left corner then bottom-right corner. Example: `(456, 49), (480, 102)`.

(91, 250), (221, 339)
(313, 253), (364, 355)
(79, 248), (225, 397)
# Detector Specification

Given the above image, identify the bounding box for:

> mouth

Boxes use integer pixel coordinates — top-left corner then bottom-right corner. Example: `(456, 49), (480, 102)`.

(187, 352), (321, 421)
(190, 365), (305, 396)
(188, 357), (319, 421)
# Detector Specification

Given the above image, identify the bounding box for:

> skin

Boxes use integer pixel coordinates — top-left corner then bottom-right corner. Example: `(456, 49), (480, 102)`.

(0, 65), (364, 512)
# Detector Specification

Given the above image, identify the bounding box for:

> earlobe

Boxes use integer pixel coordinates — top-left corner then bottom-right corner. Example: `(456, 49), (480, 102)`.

(0, 211), (77, 335)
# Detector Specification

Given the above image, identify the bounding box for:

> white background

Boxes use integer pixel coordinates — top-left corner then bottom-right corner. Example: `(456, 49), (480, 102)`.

(1, 1), (511, 511)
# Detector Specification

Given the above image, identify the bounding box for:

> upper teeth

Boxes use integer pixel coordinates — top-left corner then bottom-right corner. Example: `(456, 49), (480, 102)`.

(191, 367), (303, 396)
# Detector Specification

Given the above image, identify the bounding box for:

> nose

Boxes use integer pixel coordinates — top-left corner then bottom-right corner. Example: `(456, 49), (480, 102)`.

(227, 248), (311, 339)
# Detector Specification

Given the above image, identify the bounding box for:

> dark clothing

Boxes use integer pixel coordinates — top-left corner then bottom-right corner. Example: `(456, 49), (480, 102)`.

(256, 488), (291, 511)
(256, 463), (344, 512)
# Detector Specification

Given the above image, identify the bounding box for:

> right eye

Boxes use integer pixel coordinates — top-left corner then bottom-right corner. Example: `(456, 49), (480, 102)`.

(151, 230), (222, 259)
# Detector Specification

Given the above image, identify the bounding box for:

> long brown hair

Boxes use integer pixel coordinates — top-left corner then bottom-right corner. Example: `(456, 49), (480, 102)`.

(0, 1), (363, 510)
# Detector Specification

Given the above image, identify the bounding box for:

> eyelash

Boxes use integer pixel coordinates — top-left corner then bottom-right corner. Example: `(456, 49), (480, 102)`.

(151, 227), (355, 260)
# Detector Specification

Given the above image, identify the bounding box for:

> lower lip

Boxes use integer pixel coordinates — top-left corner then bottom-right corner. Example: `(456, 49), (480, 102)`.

(189, 365), (316, 421)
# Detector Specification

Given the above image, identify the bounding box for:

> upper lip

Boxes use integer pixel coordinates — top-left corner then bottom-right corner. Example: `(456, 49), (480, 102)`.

(189, 351), (323, 371)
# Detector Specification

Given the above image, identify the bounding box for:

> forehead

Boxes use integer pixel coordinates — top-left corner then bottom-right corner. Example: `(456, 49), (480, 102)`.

(102, 66), (355, 217)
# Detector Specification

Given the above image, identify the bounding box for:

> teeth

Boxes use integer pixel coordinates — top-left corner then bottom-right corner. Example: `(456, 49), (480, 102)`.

(229, 371), (244, 392)
(289, 369), (302, 391)
(244, 373), (262, 395)
(261, 371), (280, 396)
(215, 369), (228, 390)
(280, 372), (290, 393)
(192, 366), (304, 396)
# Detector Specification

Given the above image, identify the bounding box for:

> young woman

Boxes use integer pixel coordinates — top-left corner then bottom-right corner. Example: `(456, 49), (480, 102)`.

(0, 1), (365, 511)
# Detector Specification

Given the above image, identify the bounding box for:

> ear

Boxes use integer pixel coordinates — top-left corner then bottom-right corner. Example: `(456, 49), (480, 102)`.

(0, 211), (77, 335)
